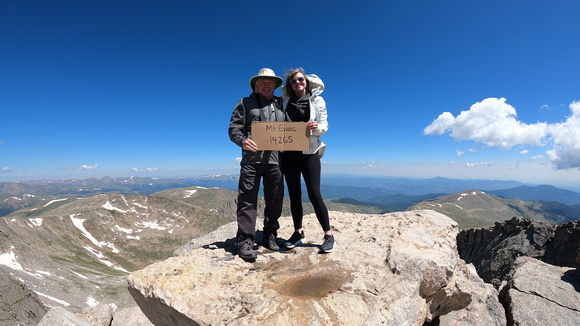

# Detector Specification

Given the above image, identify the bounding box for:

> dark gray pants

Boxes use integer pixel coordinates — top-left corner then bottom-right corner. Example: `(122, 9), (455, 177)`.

(236, 164), (284, 246)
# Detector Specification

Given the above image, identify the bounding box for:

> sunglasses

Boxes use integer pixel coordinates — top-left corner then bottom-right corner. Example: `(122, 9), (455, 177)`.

(291, 77), (305, 84)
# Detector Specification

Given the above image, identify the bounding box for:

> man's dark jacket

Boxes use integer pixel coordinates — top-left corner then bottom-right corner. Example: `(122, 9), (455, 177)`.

(229, 92), (284, 165)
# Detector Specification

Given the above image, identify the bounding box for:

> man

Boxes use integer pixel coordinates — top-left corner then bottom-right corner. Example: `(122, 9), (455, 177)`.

(228, 68), (285, 261)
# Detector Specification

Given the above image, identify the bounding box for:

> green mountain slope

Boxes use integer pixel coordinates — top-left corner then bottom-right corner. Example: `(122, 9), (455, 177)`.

(406, 189), (555, 229)
(1, 187), (238, 312)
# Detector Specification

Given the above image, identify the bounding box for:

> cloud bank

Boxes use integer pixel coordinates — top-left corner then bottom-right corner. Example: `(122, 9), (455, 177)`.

(424, 98), (580, 169)
(131, 167), (158, 172)
(80, 164), (98, 170)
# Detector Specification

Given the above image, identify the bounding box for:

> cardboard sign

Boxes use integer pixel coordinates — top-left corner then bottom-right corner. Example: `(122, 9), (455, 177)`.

(251, 121), (310, 151)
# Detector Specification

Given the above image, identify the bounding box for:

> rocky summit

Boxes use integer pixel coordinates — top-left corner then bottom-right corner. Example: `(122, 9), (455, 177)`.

(128, 210), (506, 325)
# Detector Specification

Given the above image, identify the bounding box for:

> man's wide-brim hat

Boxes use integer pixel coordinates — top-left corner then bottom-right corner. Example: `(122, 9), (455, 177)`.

(249, 68), (283, 91)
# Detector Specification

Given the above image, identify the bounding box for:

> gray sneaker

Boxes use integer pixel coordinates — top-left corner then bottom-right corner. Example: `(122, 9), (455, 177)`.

(263, 233), (280, 251)
(238, 242), (257, 261)
(320, 234), (335, 253)
(284, 230), (305, 249)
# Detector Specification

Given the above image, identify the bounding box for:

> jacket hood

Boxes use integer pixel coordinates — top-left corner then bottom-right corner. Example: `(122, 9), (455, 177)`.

(282, 74), (324, 98)
(307, 74), (324, 93)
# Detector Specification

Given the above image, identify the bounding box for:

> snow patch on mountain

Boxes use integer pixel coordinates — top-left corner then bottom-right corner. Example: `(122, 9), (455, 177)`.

(132, 202), (147, 209)
(103, 201), (128, 213)
(114, 225), (133, 234)
(29, 218), (43, 227)
(83, 246), (129, 273)
(86, 296), (98, 308)
(0, 246), (23, 270)
(37, 292), (70, 307)
(44, 198), (67, 207)
(71, 214), (120, 253)
(135, 220), (167, 231)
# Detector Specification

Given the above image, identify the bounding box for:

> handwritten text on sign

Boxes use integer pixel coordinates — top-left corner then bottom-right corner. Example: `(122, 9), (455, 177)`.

(251, 122), (310, 151)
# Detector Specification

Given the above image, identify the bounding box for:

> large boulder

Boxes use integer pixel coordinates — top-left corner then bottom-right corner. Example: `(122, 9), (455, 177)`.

(38, 305), (154, 326)
(543, 220), (580, 267)
(128, 210), (504, 325)
(110, 306), (154, 326)
(0, 267), (47, 325)
(37, 307), (90, 326)
(500, 256), (580, 325)
(457, 216), (556, 286)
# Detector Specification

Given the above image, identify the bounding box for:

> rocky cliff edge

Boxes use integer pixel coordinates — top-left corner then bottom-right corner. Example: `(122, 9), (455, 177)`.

(127, 210), (505, 325)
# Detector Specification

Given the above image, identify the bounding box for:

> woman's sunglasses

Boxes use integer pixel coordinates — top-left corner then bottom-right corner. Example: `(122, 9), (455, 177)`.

(291, 77), (305, 84)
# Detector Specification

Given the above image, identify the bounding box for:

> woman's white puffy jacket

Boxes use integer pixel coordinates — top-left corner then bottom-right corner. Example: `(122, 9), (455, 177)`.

(281, 74), (328, 156)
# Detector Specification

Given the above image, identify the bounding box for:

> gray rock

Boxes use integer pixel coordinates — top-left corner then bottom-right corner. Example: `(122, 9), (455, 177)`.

(457, 216), (556, 286)
(501, 256), (580, 325)
(37, 307), (90, 326)
(77, 304), (113, 326)
(111, 306), (154, 326)
(73, 304), (154, 326)
(128, 210), (505, 325)
(0, 267), (47, 326)
(543, 220), (580, 267)
(439, 264), (506, 326)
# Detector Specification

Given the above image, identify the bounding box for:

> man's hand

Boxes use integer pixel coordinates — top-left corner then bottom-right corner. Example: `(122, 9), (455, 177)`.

(242, 139), (258, 152)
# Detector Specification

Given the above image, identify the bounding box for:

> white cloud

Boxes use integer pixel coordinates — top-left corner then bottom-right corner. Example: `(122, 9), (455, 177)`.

(456, 149), (464, 158)
(79, 164), (98, 170)
(545, 101), (580, 169)
(520, 150), (529, 155)
(234, 157), (242, 163)
(131, 167), (158, 172)
(423, 112), (455, 135)
(1, 167), (12, 172)
(360, 161), (376, 168)
(425, 98), (580, 169)
(465, 162), (493, 168)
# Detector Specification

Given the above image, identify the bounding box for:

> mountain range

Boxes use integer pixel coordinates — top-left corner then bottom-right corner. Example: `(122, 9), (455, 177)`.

(408, 189), (580, 229)
(3, 174), (580, 217)
(0, 186), (239, 313)
(1, 175), (580, 324)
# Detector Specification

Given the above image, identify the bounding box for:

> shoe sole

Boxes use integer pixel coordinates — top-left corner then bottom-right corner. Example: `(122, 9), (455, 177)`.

(264, 244), (280, 251)
(284, 239), (304, 249)
(239, 254), (257, 261)
(320, 243), (335, 253)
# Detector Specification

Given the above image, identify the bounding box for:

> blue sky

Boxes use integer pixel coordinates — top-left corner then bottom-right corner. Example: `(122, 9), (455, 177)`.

(1, 1), (579, 187)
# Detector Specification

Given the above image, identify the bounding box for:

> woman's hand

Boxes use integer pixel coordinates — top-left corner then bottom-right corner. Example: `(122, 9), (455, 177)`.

(242, 139), (258, 152)
(307, 121), (318, 131)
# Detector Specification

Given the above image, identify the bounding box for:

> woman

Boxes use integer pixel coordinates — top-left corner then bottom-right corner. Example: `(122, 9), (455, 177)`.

(281, 68), (334, 253)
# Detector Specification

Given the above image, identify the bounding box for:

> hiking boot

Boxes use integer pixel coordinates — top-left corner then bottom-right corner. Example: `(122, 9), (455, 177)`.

(263, 233), (280, 251)
(320, 234), (335, 253)
(238, 242), (257, 261)
(284, 230), (305, 249)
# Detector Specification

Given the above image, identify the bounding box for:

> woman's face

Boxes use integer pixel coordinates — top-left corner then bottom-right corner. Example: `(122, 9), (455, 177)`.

(291, 72), (307, 96)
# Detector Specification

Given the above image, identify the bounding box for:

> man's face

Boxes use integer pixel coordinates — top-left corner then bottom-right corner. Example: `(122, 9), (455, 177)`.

(255, 78), (276, 100)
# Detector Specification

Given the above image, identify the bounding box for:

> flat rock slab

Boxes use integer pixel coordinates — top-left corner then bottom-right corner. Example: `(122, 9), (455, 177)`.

(128, 210), (503, 325)
(505, 256), (580, 325)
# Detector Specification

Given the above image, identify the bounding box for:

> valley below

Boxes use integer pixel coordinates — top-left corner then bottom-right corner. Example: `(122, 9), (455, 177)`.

(1, 175), (579, 325)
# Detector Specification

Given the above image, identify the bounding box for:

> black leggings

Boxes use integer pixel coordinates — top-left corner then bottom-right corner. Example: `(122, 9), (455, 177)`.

(282, 151), (330, 232)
